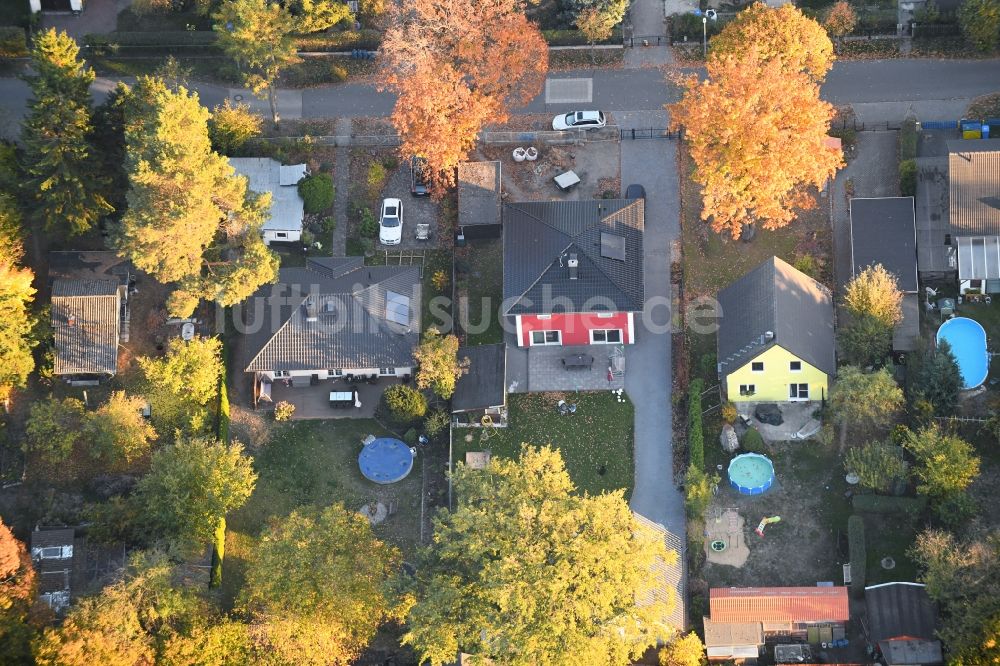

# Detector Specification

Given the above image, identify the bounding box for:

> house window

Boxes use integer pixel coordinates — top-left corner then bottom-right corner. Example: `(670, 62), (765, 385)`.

(530, 330), (561, 346)
(330, 369), (343, 377)
(597, 312), (614, 319)
(590, 329), (622, 344)
(379, 368), (395, 376)
(274, 370), (290, 378)
(789, 383), (809, 400)
(537, 314), (552, 320)
(751, 362), (764, 372)
(39, 547), (64, 559)
(789, 361), (802, 372)
(275, 232), (288, 239)
(739, 384), (756, 396)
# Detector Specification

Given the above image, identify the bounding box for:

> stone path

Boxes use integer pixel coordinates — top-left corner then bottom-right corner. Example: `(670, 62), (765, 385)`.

(331, 117), (352, 256)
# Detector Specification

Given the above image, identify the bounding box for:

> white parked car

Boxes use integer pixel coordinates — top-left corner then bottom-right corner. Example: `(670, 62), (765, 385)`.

(552, 110), (607, 131)
(379, 198), (403, 245)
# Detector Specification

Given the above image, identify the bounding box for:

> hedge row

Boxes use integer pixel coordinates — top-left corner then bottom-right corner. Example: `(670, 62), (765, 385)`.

(847, 515), (866, 597)
(541, 27), (623, 46)
(688, 378), (704, 470)
(852, 494), (927, 515)
(294, 28), (382, 52)
(216, 330), (231, 444)
(85, 31), (220, 47)
(0, 26), (27, 58)
(900, 118), (918, 197)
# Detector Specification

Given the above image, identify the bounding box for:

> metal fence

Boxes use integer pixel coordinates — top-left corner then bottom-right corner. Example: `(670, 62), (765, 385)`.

(255, 134), (402, 147)
(620, 127), (683, 140)
(482, 125), (620, 145)
(829, 119), (903, 132)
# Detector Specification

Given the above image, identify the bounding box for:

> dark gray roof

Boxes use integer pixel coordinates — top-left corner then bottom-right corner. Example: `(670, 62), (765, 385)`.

(850, 197), (919, 292)
(242, 257), (422, 372)
(866, 582), (938, 643)
(458, 161), (501, 228)
(51, 279), (121, 376)
(717, 257), (835, 376)
(948, 139), (1000, 235)
(502, 199), (644, 315)
(452, 344), (506, 413)
(879, 639), (943, 666)
(30, 528), (75, 550)
(48, 251), (131, 284)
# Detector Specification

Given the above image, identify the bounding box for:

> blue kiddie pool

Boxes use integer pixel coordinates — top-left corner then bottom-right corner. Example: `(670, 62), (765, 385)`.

(359, 438), (414, 484)
(728, 453), (775, 495)
(937, 317), (989, 390)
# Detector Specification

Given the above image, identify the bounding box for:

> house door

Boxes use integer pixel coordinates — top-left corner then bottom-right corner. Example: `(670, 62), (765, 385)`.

(529, 330), (561, 346)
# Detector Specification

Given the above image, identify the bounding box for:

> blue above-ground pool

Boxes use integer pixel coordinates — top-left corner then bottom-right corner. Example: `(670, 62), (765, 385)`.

(728, 453), (775, 495)
(937, 317), (989, 390)
(359, 438), (414, 484)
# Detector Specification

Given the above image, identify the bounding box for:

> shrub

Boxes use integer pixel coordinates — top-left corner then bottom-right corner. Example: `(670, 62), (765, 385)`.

(900, 159), (917, 196)
(320, 216), (336, 233)
(698, 353), (716, 377)
(684, 465), (715, 519)
(217, 379), (231, 443)
(688, 379), (704, 470)
(298, 173), (335, 214)
(847, 515), (866, 597)
(720, 402), (738, 424)
(292, 28), (382, 52)
(274, 401), (295, 421)
(900, 118), (918, 161)
(209, 99), (262, 156)
(403, 428), (418, 445)
(844, 441), (907, 493)
(330, 64), (348, 82)
(741, 427), (766, 453)
(0, 27), (27, 58)
(366, 161), (387, 198)
(384, 384), (427, 421)
(431, 270), (449, 291)
(793, 253), (819, 278)
(383, 155), (399, 171)
(358, 207), (379, 238)
(541, 27), (623, 45)
(423, 409), (450, 438)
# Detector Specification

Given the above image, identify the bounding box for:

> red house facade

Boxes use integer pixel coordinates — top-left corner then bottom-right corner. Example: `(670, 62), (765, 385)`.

(502, 199), (645, 347)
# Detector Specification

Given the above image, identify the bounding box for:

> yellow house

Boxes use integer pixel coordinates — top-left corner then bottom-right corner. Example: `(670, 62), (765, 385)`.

(716, 257), (835, 403)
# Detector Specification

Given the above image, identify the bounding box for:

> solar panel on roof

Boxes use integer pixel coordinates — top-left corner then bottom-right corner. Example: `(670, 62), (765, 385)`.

(386, 291), (410, 326)
(601, 232), (626, 261)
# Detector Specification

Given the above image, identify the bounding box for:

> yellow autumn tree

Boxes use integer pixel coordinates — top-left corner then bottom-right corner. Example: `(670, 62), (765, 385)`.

(709, 2), (834, 81)
(380, 0), (547, 193)
(824, 0), (858, 42)
(670, 47), (843, 238)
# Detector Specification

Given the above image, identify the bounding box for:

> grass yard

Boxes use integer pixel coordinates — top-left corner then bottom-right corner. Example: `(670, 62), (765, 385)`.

(221, 418), (423, 608)
(861, 512), (919, 584)
(455, 238), (504, 345)
(452, 392), (635, 498)
(421, 248), (453, 334)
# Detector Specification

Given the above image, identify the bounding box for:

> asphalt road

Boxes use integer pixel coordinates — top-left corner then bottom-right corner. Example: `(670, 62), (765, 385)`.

(2, 58), (1000, 133)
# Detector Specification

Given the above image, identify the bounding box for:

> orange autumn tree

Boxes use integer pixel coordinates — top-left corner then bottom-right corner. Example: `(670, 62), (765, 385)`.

(708, 2), (834, 81)
(380, 0), (547, 194)
(670, 3), (842, 239)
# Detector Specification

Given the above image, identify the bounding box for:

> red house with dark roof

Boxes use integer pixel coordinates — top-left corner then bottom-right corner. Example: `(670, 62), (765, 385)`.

(501, 199), (645, 347)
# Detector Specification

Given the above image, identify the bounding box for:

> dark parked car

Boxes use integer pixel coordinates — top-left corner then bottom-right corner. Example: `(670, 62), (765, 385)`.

(625, 183), (646, 200)
(410, 156), (430, 197)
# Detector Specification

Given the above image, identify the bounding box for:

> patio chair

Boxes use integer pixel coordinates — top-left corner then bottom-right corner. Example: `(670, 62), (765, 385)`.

(361, 434), (376, 447)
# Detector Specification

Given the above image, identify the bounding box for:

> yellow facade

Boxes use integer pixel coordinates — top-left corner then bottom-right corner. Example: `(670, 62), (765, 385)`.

(724, 344), (828, 403)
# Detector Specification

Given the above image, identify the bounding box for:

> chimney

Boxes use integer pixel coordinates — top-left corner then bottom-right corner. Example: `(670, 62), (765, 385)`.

(304, 298), (318, 322)
(568, 253), (579, 280)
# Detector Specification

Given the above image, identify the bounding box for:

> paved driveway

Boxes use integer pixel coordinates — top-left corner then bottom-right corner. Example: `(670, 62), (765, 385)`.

(619, 111), (685, 540)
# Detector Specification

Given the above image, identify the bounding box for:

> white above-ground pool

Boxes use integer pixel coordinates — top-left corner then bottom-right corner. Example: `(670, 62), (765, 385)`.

(936, 317), (989, 390)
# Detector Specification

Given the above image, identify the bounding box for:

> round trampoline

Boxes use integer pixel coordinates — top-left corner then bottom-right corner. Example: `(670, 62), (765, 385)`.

(728, 453), (775, 495)
(937, 317), (989, 390)
(359, 438), (414, 484)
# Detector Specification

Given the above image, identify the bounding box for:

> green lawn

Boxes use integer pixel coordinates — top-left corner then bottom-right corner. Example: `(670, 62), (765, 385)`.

(421, 248), (453, 334)
(452, 392), (635, 497)
(221, 419), (423, 608)
(862, 513), (919, 584)
(455, 238), (504, 345)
